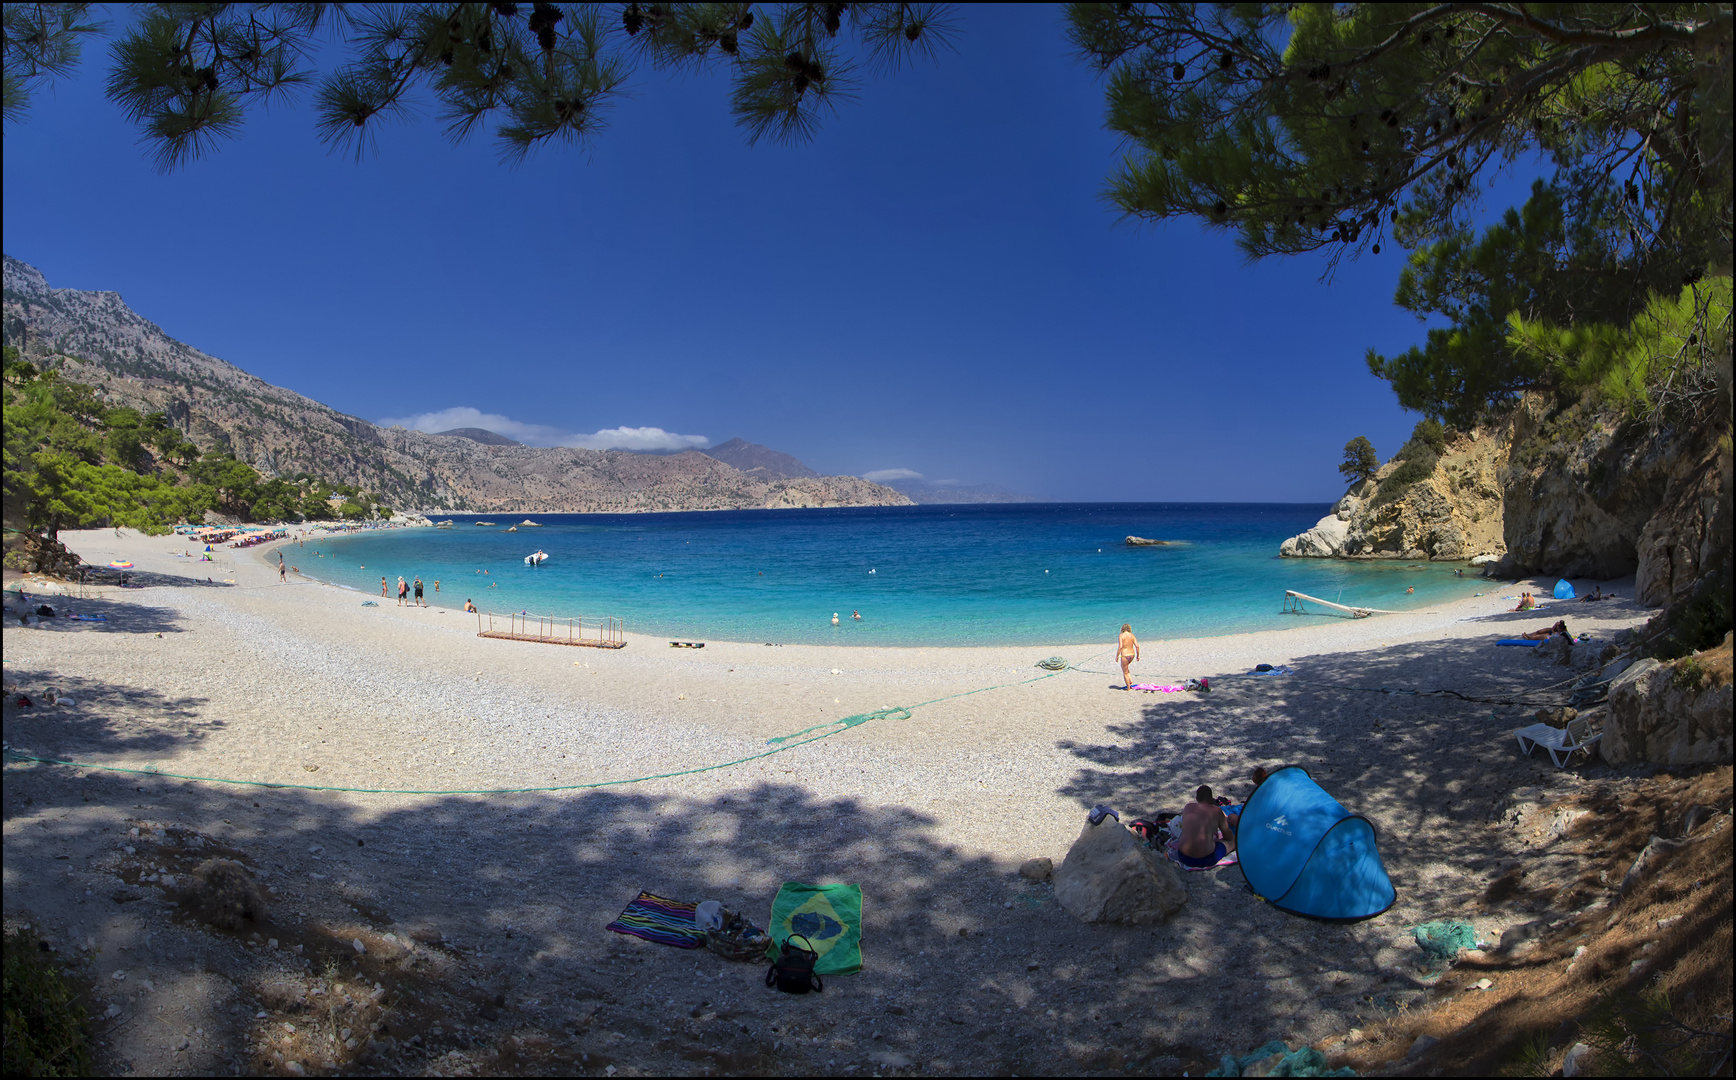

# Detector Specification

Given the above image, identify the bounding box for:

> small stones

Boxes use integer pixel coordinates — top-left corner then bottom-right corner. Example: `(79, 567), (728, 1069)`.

(112, 970), (127, 982)
(104, 1003), (123, 1019)
(1018, 857), (1053, 881)
(352, 938), (366, 954)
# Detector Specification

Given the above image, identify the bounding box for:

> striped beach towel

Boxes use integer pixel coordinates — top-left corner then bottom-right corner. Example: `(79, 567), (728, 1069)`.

(606, 891), (707, 948)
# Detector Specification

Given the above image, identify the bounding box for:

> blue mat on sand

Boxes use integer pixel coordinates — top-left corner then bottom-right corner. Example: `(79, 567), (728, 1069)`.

(1497, 639), (1543, 647)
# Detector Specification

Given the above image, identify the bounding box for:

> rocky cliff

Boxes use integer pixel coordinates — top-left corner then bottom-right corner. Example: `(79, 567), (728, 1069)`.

(1281, 389), (1732, 616)
(1280, 426), (1507, 561)
(2, 255), (911, 515)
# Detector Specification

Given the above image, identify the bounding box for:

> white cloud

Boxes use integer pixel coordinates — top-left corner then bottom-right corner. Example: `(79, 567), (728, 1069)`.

(377, 407), (709, 452)
(863, 468), (923, 483)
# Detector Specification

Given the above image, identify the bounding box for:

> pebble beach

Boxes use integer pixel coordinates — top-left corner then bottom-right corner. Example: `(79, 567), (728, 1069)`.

(2, 526), (1659, 1076)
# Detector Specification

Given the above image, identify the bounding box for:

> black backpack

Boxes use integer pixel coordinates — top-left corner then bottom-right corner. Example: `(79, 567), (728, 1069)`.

(765, 934), (823, 994)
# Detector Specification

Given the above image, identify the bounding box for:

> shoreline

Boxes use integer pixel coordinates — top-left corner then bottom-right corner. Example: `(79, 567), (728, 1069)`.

(260, 525), (1517, 654)
(4, 526), (1664, 1075)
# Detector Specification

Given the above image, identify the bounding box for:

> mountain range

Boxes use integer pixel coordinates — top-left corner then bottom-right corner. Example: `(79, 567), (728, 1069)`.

(2, 255), (910, 514)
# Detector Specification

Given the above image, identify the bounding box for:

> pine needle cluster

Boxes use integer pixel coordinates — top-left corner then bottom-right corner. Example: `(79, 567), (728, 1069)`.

(3, 3), (960, 168)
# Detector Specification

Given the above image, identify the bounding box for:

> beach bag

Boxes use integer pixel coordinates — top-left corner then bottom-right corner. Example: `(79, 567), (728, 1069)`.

(765, 934), (823, 994)
(707, 908), (772, 962)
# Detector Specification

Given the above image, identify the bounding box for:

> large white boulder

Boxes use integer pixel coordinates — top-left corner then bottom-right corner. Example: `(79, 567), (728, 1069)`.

(1052, 819), (1187, 924)
(1279, 513), (1350, 558)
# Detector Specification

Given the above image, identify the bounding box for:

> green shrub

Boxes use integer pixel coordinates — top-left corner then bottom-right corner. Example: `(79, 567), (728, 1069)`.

(1671, 657), (1707, 691)
(2, 927), (92, 1076)
(1371, 449), (1439, 508)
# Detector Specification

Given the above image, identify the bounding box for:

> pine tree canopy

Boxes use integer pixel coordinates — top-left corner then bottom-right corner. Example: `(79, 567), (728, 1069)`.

(1066, 3), (1732, 268)
(2, 2), (959, 171)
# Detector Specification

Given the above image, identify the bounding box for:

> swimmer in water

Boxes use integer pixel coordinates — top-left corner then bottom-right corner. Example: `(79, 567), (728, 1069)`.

(852, 610), (861, 620)
(831, 612), (840, 626)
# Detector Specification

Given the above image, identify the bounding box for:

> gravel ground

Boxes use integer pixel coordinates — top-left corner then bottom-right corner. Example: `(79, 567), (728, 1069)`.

(1, 527), (1659, 1076)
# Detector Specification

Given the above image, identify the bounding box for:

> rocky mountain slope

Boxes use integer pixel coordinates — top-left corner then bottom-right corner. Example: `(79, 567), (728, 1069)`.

(697, 437), (818, 480)
(1281, 389), (1732, 614)
(2, 255), (910, 514)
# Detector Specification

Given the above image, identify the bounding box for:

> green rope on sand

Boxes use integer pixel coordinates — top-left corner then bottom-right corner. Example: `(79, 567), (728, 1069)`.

(2, 657), (1086, 797)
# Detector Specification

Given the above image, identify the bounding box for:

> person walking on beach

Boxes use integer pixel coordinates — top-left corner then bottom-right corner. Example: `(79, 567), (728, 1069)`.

(279, 553), (286, 583)
(381, 577), (388, 598)
(397, 577), (408, 607)
(1117, 623), (1140, 689)
(413, 576), (425, 607)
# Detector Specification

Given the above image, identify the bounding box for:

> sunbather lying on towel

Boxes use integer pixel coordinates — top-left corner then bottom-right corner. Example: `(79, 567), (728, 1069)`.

(1520, 619), (1569, 641)
(1177, 785), (1236, 868)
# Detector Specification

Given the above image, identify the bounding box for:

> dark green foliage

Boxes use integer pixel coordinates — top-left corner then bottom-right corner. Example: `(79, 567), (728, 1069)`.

(1369, 420), (1452, 507)
(1370, 449), (1437, 509)
(2, 926), (92, 1076)
(1338, 436), (1378, 486)
(1404, 419), (1449, 459)
(1066, 4), (1730, 265)
(3, 353), (381, 537)
(1646, 568), (1734, 662)
(6, 3), (958, 169)
(1577, 988), (1733, 1077)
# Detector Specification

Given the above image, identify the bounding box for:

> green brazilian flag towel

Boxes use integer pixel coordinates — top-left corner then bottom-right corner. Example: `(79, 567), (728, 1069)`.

(765, 882), (862, 976)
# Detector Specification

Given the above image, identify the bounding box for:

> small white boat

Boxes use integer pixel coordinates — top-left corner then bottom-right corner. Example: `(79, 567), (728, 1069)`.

(524, 550), (549, 565)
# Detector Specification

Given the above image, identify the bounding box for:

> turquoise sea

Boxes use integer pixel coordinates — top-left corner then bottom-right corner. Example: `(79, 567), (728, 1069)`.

(292, 504), (1487, 647)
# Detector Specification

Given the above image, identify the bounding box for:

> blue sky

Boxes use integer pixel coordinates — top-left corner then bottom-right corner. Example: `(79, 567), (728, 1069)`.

(2, 5), (1538, 501)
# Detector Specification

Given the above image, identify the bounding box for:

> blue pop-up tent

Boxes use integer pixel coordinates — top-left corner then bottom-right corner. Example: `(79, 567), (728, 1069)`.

(1553, 579), (1576, 599)
(1237, 766), (1395, 921)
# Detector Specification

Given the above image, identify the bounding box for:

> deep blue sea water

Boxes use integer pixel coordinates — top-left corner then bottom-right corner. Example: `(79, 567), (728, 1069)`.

(292, 504), (1486, 646)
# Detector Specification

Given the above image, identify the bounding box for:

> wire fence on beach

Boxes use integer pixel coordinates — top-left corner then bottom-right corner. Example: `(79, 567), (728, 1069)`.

(475, 609), (626, 649)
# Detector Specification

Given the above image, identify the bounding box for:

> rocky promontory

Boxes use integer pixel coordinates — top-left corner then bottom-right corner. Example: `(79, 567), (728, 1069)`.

(1282, 391), (1731, 614)
(1280, 426), (1505, 562)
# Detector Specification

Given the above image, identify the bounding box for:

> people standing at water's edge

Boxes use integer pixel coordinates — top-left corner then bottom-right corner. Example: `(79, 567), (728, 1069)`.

(279, 553), (286, 582)
(1117, 623), (1140, 690)
(413, 576), (425, 607)
(381, 576), (388, 597)
(397, 577), (408, 607)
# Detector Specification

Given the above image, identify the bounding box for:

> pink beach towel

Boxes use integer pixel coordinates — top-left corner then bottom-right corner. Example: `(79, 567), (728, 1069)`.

(1130, 684), (1185, 693)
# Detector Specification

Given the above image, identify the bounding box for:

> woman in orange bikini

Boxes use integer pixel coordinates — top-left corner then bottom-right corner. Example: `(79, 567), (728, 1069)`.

(1117, 623), (1139, 689)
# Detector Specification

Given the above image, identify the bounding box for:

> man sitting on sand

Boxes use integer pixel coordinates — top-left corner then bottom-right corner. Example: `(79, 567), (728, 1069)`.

(1513, 592), (1536, 611)
(1177, 785), (1235, 868)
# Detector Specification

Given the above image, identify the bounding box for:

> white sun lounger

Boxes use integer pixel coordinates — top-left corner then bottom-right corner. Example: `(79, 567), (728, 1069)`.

(1513, 716), (1602, 768)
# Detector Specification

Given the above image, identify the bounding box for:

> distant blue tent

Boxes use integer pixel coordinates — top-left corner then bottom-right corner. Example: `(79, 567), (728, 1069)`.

(1237, 766), (1395, 921)
(1553, 579), (1576, 599)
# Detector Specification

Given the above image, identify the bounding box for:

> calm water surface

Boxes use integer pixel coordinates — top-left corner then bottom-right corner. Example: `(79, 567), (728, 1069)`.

(293, 504), (1486, 646)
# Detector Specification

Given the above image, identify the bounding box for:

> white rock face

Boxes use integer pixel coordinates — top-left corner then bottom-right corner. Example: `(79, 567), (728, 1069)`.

(1279, 512), (1351, 558)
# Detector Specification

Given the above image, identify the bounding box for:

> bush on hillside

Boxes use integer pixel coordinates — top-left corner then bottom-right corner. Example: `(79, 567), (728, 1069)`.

(2, 927), (92, 1076)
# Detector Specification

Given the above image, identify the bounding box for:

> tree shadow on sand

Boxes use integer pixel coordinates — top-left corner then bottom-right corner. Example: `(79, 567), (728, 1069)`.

(11, 594), (192, 635)
(1, 761), (1250, 1077)
(1051, 626), (1631, 1064)
(4, 669), (218, 757)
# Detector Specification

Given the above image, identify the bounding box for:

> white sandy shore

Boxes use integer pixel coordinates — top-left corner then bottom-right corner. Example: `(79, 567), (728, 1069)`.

(2, 526), (1659, 1075)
